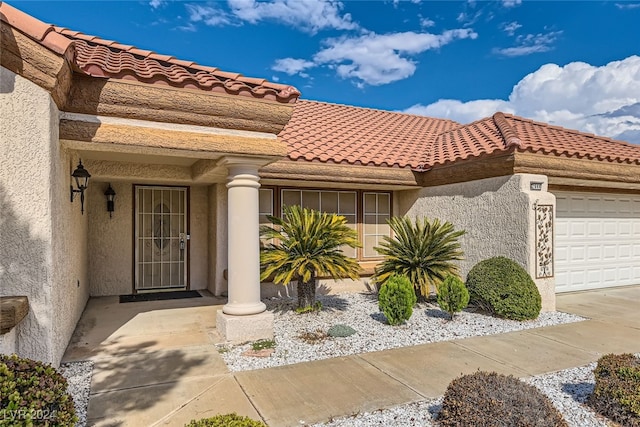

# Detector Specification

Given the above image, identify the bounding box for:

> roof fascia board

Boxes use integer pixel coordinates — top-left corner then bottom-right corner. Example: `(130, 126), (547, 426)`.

(514, 152), (640, 184)
(0, 20), (74, 108)
(418, 152), (516, 187)
(63, 75), (295, 135)
(261, 159), (420, 187)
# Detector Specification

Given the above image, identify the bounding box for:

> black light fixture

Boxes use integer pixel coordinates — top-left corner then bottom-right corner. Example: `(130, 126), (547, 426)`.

(70, 160), (91, 214)
(104, 184), (116, 218)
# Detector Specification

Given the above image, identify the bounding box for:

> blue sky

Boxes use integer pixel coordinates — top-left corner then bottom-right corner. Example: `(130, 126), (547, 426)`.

(11, 0), (640, 143)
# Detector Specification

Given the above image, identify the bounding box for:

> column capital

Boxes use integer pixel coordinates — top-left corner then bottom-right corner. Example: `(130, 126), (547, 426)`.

(219, 156), (274, 169)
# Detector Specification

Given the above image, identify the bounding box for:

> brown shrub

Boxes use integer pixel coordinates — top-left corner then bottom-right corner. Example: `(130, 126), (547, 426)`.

(587, 353), (640, 427)
(438, 371), (567, 427)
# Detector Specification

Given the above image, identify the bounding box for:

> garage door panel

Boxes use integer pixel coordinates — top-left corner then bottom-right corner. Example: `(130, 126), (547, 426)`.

(555, 192), (640, 292)
(556, 221), (569, 238)
(587, 246), (601, 261)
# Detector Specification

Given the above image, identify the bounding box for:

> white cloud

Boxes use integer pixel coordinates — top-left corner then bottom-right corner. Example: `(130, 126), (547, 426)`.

(185, 4), (232, 26)
(228, 0), (357, 33)
(501, 21), (522, 36)
(272, 58), (315, 77)
(456, 10), (482, 26)
(493, 31), (562, 57)
(615, 2), (640, 9)
(419, 15), (435, 28)
(305, 29), (477, 86)
(501, 0), (522, 7)
(402, 56), (640, 144)
(149, 0), (166, 8)
(404, 99), (513, 123)
(184, 0), (356, 33)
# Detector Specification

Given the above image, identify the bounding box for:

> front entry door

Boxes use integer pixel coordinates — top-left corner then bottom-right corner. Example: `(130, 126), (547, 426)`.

(135, 186), (188, 291)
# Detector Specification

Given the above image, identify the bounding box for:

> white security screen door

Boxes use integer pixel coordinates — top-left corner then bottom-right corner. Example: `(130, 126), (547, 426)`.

(135, 186), (188, 291)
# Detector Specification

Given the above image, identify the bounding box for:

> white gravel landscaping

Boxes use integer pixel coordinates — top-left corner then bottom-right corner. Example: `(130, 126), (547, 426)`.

(59, 360), (93, 427)
(219, 292), (585, 372)
(311, 363), (612, 427)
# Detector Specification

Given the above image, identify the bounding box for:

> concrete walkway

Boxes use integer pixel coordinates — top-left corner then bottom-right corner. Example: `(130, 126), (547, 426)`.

(63, 286), (640, 427)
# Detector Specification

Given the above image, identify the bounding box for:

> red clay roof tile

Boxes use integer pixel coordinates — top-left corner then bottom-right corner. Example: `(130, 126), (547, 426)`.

(0, 3), (299, 104)
(279, 100), (459, 168)
(279, 102), (640, 170)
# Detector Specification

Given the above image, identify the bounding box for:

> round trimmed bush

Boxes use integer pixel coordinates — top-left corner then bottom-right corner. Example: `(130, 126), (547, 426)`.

(587, 353), (640, 426)
(378, 274), (417, 325)
(438, 371), (567, 427)
(465, 256), (541, 320)
(0, 354), (77, 426)
(185, 413), (266, 426)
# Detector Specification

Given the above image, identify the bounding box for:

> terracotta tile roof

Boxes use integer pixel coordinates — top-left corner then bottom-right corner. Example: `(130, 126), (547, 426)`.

(424, 112), (640, 168)
(0, 2), (299, 103)
(280, 102), (640, 169)
(0, 2), (72, 56)
(425, 115), (509, 168)
(503, 113), (640, 165)
(279, 100), (459, 168)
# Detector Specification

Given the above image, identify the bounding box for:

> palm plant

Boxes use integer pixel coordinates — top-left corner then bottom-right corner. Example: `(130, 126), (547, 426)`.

(373, 216), (465, 299)
(260, 205), (361, 311)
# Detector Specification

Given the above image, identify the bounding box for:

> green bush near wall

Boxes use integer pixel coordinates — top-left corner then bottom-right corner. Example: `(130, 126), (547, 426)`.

(0, 354), (78, 427)
(465, 256), (541, 321)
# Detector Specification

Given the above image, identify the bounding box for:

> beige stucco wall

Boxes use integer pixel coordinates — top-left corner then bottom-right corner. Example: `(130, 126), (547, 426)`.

(88, 181), (209, 295)
(51, 148), (90, 362)
(209, 183), (228, 296)
(397, 173), (556, 311)
(0, 67), (89, 365)
(87, 181), (133, 296)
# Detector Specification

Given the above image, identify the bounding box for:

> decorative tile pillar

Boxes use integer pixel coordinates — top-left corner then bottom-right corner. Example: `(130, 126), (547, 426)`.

(217, 157), (273, 342)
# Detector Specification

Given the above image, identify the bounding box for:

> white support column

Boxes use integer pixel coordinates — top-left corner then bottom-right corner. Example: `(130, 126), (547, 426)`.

(217, 157), (273, 342)
(222, 158), (266, 315)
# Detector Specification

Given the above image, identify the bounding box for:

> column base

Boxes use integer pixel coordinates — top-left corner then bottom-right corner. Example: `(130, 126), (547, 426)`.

(222, 301), (266, 315)
(216, 310), (274, 344)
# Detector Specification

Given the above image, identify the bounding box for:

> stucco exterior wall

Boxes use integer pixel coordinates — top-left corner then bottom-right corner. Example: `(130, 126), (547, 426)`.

(397, 174), (556, 311)
(189, 186), (209, 290)
(51, 149), (90, 363)
(209, 183), (228, 296)
(87, 181), (133, 296)
(88, 182), (209, 295)
(0, 328), (18, 355)
(0, 67), (89, 365)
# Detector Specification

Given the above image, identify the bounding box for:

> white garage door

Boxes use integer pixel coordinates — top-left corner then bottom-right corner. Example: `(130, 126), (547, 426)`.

(555, 192), (640, 293)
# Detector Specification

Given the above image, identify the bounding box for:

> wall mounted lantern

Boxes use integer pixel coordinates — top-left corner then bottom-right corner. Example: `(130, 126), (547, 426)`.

(104, 184), (116, 218)
(70, 160), (91, 214)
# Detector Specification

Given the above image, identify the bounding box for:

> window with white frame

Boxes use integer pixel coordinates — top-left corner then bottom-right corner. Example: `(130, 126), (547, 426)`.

(259, 188), (274, 243)
(260, 188), (392, 261)
(363, 192), (391, 258)
(281, 189), (358, 258)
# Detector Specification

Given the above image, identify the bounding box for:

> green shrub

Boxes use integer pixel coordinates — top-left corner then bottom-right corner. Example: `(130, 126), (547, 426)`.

(0, 354), (78, 427)
(437, 275), (470, 320)
(465, 256), (541, 320)
(185, 413), (266, 426)
(588, 353), (640, 426)
(378, 274), (417, 326)
(438, 371), (567, 427)
(327, 324), (357, 337)
(372, 216), (465, 299)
